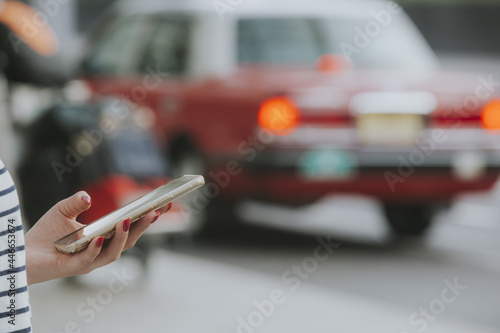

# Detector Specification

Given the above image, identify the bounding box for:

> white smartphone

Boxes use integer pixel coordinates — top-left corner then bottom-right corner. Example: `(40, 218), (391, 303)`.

(54, 175), (205, 254)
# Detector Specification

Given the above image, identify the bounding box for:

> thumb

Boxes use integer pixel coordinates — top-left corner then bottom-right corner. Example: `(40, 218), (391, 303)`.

(55, 191), (92, 220)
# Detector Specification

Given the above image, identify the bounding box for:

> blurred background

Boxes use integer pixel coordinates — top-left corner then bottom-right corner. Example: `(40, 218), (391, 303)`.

(1, 0), (500, 332)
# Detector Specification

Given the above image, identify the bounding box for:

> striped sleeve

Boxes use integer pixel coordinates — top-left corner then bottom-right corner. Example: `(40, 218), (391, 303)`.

(0, 160), (31, 332)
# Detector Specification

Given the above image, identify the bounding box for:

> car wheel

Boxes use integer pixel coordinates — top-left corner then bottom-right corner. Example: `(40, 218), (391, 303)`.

(383, 204), (434, 236)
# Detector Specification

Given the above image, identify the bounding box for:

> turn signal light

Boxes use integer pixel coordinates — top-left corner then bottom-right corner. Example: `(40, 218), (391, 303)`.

(258, 97), (300, 136)
(481, 99), (500, 131)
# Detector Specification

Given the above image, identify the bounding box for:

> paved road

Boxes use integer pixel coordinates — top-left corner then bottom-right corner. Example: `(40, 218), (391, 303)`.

(29, 189), (500, 333)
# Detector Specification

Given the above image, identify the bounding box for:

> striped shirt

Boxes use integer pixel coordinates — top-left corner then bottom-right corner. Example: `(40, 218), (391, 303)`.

(0, 159), (31, 332)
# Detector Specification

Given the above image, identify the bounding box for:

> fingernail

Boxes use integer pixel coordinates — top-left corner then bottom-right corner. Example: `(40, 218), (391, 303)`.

(123, 218), (131, 232)
(151, 211), (160, 224)
(165, 202), (173, 212)
(81, 195), (91, 206)
(96, 237), (104, 248)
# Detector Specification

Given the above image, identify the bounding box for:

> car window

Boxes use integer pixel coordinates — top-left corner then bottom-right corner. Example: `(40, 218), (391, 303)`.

(140, 17), (191, 76)
(238, 18), (327, 66)
(238, 17), (438, 71)
(324, 17), (438, 71)
(83, 15), (153, 76)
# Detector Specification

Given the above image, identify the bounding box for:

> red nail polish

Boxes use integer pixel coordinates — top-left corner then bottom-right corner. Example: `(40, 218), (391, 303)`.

(123, 218), (131, 232)
(81, 195), (91, 206)
(151, 211), (160, 224)
(165, 202), (173, 212)
(96, 237), (104, 248)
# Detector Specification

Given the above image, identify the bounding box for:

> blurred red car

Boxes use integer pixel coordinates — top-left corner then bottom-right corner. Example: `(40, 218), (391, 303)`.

(78, 0), (500, 235)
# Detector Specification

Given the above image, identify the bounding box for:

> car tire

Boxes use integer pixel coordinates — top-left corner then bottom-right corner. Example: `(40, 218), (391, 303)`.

(383, 204), (434, 236)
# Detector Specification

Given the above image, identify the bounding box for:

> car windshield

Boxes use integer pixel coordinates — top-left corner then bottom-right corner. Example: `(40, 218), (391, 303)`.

(237, 16), (438, 71)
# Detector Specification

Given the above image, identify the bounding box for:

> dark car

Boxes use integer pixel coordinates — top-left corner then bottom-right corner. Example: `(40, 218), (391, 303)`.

(18, 100), (190, 239)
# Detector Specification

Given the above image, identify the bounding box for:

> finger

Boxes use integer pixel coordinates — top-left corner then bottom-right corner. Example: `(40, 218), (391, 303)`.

(95, 218), (130, 266)
(123, 202), (173, 250)
(55, 191), (92, 220)
(124, 210), (159, 250)
(69, 236), (103, 274)
(156, 202), (173, 216)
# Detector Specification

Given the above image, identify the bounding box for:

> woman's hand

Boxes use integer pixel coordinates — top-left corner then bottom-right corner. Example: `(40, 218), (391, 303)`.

(24, 191), (172, 285)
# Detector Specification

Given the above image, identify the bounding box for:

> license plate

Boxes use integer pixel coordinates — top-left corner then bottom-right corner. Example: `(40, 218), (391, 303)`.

(356, 114), (424, 145)
(298, 149), (358, 180)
